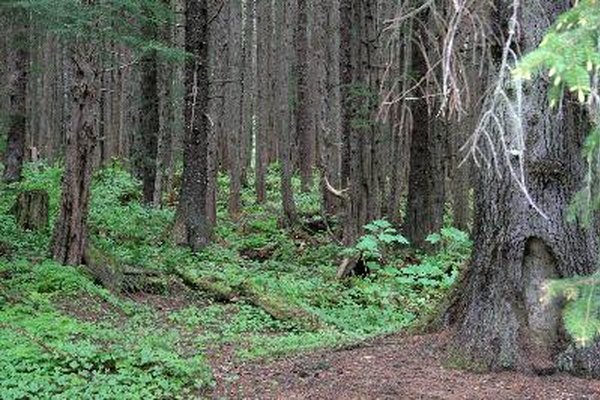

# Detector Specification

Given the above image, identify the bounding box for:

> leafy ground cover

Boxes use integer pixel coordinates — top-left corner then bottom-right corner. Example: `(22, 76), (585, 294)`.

(0, 163), (471, 399)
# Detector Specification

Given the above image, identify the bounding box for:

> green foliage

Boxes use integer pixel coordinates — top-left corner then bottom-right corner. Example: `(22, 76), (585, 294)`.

(0, 162), (474, 395)
(347, 219), (409, 269)
(513, 0), (600, 105)
(9, 0), (184, 61)
(0, 261), (212, 399)
(546, 273), (600, 347)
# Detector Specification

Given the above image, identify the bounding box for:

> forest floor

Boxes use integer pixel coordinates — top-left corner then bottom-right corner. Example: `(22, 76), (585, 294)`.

(211, 332), (600, 400)
(3, 164), (600, 399)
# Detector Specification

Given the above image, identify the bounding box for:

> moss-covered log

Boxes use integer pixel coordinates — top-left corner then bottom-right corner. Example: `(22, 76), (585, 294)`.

(175, 268), (322, 330)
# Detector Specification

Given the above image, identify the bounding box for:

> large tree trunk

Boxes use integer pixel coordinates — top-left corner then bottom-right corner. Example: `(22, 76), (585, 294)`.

(3, 11), (29, 184)
(173, 0), (211, 251)
(341, 0), (380, 245)
(449, 0), (600, 375)
(51, 47), (98, 265)
(405, 12), (446, 249)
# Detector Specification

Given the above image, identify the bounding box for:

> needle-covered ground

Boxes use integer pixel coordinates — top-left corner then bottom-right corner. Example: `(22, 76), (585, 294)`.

(212, 333), (600, 400)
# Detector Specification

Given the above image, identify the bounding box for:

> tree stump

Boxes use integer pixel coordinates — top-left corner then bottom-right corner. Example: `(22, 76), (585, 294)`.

(12, 189), (49, 231)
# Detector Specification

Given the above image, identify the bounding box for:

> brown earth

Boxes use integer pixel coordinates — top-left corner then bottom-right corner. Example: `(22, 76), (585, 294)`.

(211, 332), (600, 400)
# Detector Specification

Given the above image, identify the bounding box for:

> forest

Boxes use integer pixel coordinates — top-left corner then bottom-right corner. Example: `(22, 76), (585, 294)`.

(2, 0), (600, 398)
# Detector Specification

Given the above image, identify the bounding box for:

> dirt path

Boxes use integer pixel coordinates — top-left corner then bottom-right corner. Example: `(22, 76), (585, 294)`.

(212, 333), (600, 399)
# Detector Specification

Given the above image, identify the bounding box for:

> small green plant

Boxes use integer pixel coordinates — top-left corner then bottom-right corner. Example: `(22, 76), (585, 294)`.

(347, 219), (409, 270)
(395, 228), (471, 290)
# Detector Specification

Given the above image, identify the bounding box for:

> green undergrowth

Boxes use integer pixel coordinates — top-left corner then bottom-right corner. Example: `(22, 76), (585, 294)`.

(0, 161), (472, 398)
(0, 260), (212, 399)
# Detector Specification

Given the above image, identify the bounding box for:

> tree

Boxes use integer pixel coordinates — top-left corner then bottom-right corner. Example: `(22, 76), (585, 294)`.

(173, 0), (211, 251)
(340, 0), (382, 246)
(51, 34), (99, 265)
(295, 0), (314, 192)
(226, 0), (243, 219)
(449, 0), (600, 375)
(254, 0), (272, 204)
(43, 0), (174, 264)
(2, 7), (29, 184)
(405, 7), (446, 249)
(275, 0), (297, 226)
(139, 9), (160, 205)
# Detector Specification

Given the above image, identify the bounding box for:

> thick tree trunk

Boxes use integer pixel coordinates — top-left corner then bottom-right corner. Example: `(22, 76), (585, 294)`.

(51, 48), (99, 265)
(405, 11), (446, 249)
(449, 0), (600, 375)
(341, 0), (380, 245)
(3, 13), (29, 184)
(173, 0), (211, 251)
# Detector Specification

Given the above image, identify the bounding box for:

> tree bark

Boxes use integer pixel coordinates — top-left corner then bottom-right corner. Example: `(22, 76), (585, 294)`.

(240, 0), (256, 187)
(449, 0), (600, 375)
(139, 15), (160, 205)
(51, 46), (99, 265)
(295, 0), (314, 192)
(319, 0), (342, 217)
(227, 0), (243, 219)
(341, 0), (381, 246)
(3, 11), (29, 184)
(275, 0), (297, 226)
(405, 12), (446, 249)
(173, 0), (211, 252)
(13, 190), (49, 231)
(254, 0), (272, 204)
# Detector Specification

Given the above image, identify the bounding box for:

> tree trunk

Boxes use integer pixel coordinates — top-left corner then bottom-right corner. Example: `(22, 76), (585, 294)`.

(319, 0), (342, 217)
(139, 17), (159, 205)
(254, 0), (272, 204)
(227, 0), (243, 219)
(3, 11), (29, 184)
(51, 47), (99, 265)
(240, 0), (256, 187)
(405, 14), (446, 249)
(173, 0), (211, 252)
(449, 0), (600, 375)
(341, 0), (381, 246)
(13, 190), (49, 231)
(339, 0), (352, 190)
(295, 0), (314, 192)
(276, 0), (297, 226)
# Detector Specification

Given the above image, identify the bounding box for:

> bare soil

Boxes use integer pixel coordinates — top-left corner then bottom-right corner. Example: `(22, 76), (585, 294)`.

(212, 332), (600, 400)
